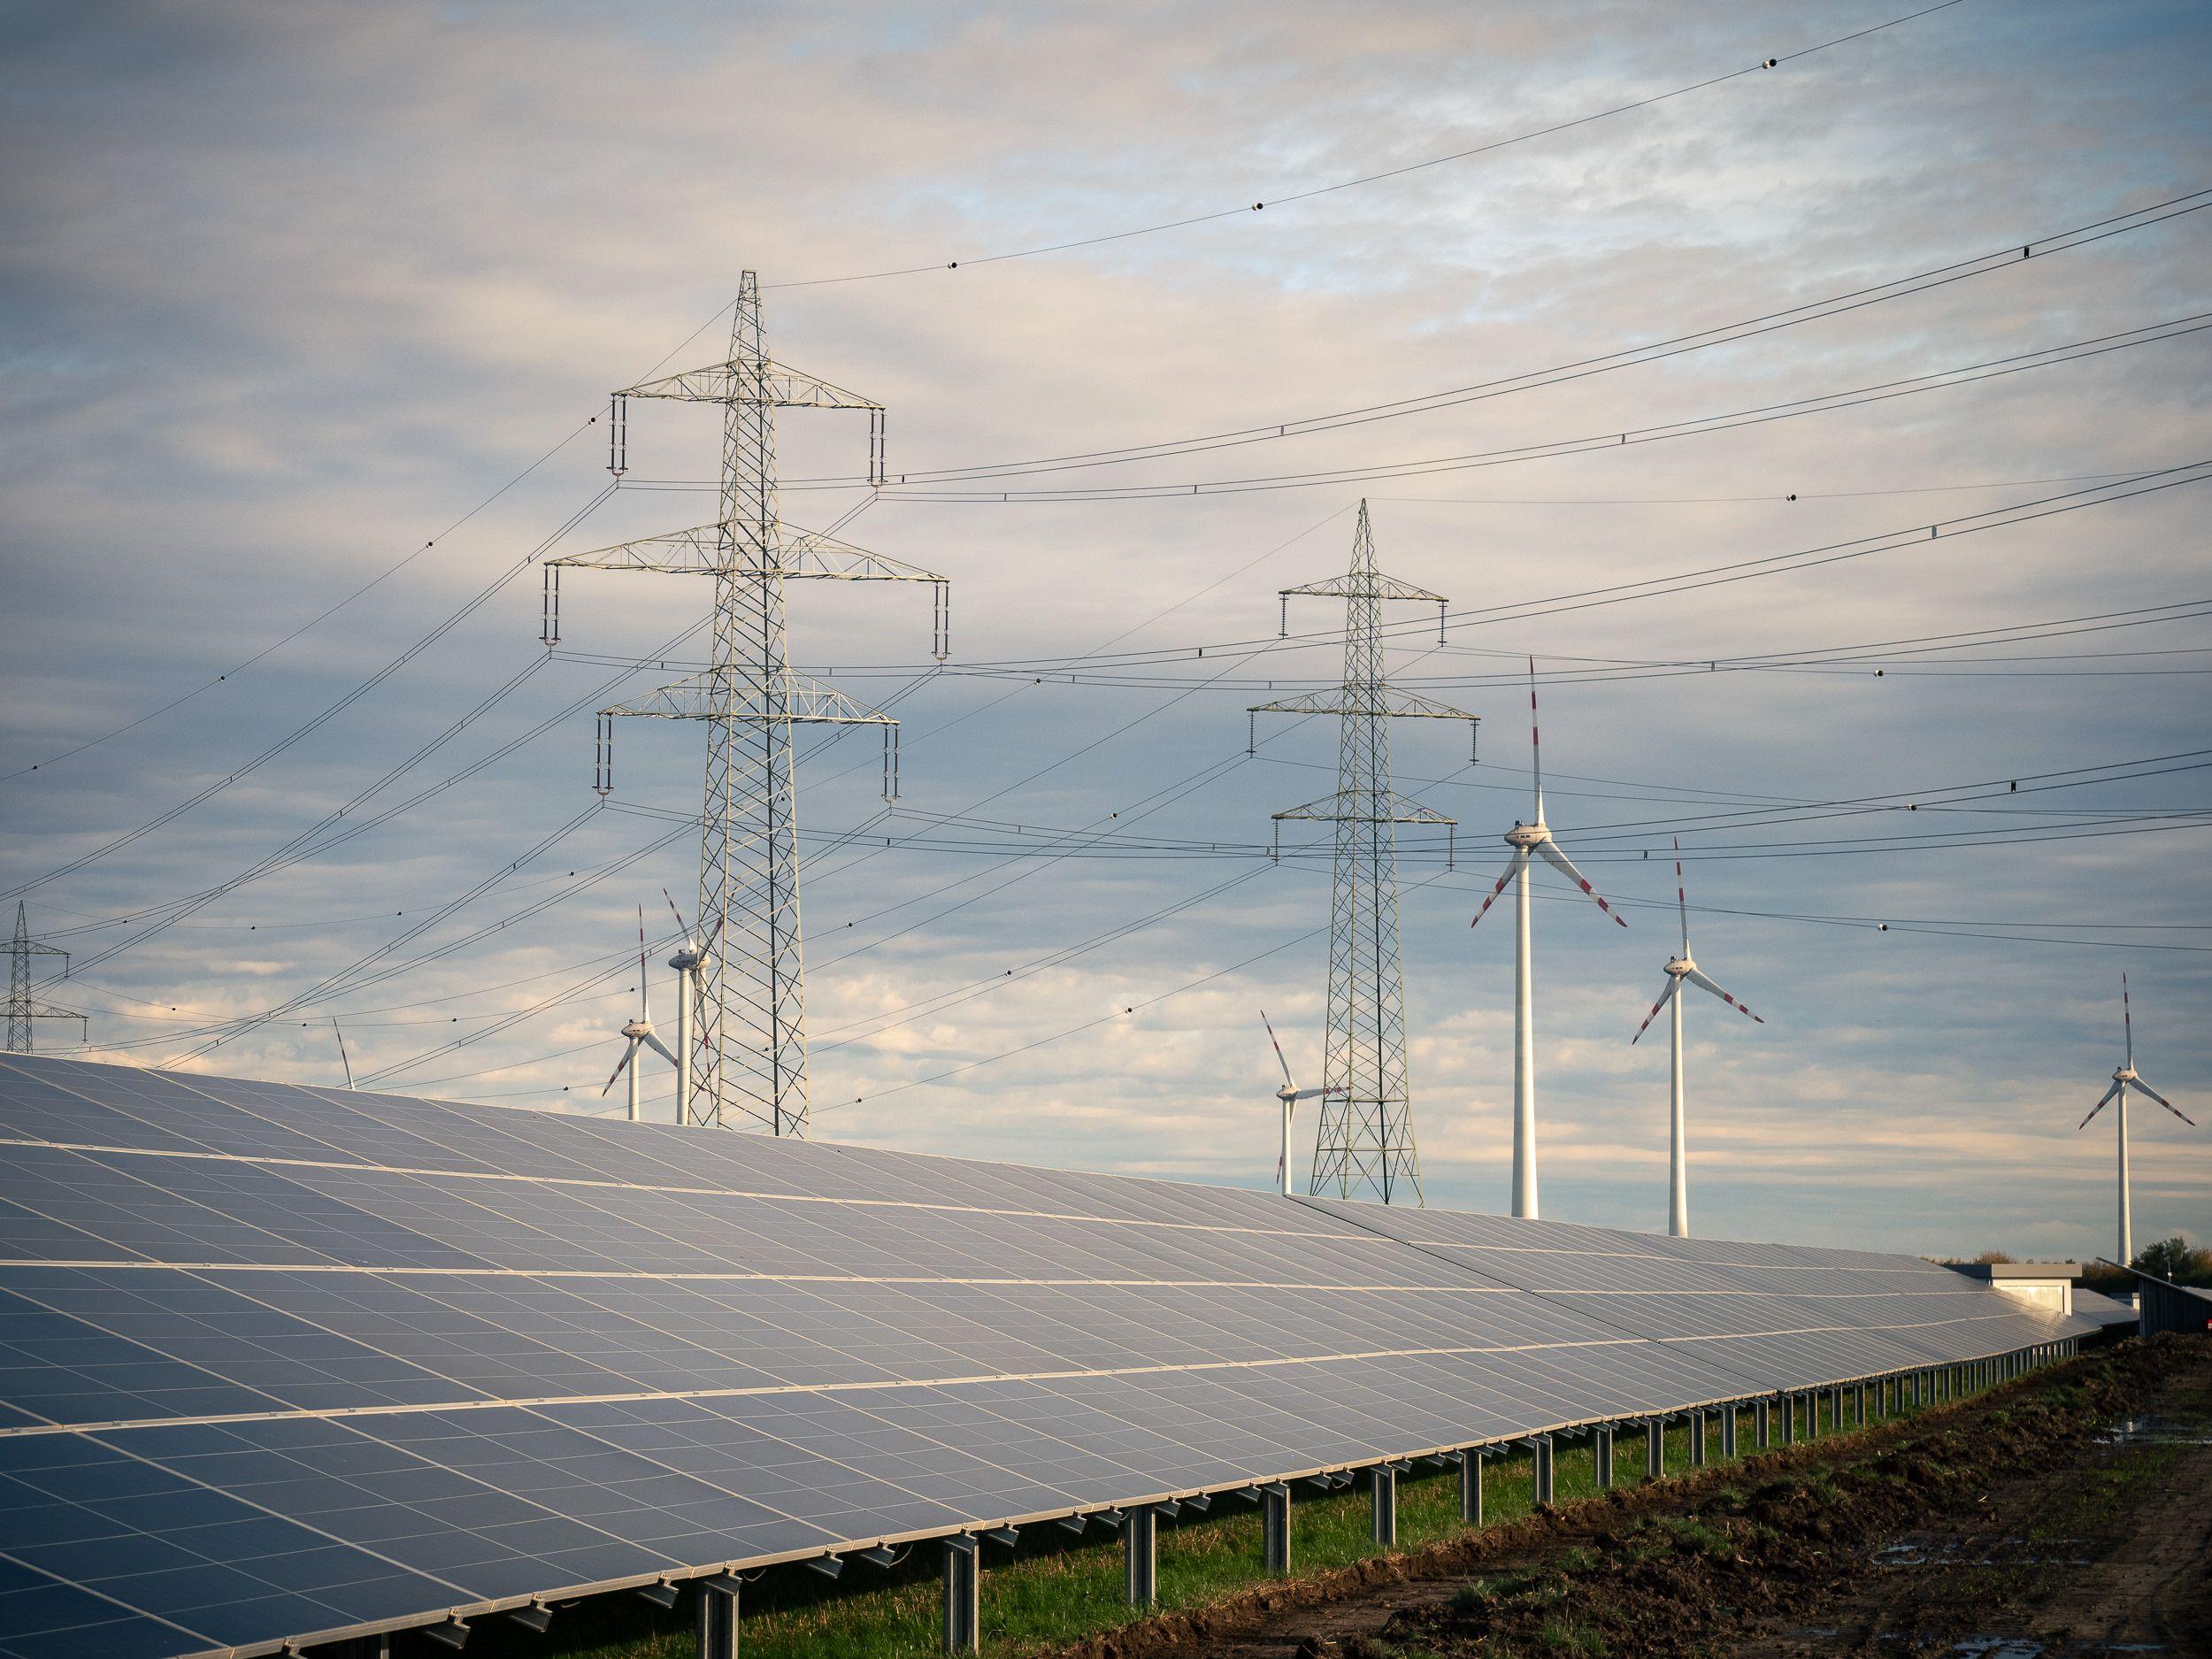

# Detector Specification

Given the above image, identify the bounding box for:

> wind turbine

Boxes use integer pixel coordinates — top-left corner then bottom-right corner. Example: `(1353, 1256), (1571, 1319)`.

(603, 907), (678, 1123)
(1631, 840), (1763, 1238)
(1470, 659), (1626, 1219)
(1262, 1011), (1340, 1198)
(662, 887), (720, 1126)
(2078, 973), (2193, 1267)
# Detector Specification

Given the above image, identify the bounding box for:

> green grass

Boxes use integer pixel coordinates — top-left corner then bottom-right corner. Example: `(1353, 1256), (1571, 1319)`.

(449, 1382), (1967, 1659)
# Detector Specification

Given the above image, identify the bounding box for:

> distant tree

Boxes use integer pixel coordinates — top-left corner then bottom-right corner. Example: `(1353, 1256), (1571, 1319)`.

(1971, 1249), (2017, 1264)
(2133, 1234), (2212, 1286)
(2080, 1260), (2132, 1295)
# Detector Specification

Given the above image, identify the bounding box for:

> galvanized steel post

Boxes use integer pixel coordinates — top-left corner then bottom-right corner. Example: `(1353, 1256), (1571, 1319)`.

(1125, 1506), (1157, 1607)
(941, 1540), (979, 1655)
(1459, 1450), (1483, 1524)
(1371, 1465), (1398, 1547)
(1263, 1484), (1292, 1575)
(1594, 1425), (1614, 1489)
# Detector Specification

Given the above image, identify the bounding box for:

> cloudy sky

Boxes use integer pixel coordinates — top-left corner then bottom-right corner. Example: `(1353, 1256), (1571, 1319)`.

(4, 0), (2207, 1262)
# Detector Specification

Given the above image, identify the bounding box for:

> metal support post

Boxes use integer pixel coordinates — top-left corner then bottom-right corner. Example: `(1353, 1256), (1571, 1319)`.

(1371, 1465), (1397, 1547)
(1460, 1450), (1483, 1525)
(1646, 1417), (1665, 1479)
(696, 1575), (740, 1659)
(1755, 1398), (1770, 1449)
(1594, 1426), (1614, 1490)
(1830, 1385), (1842, 1432)
(1533, 1436), (1555, 1506)
(940, 1540), (979, 1654)
(1854, 1382), (1865, 1426)
(1720, 1403), (1738, 1459)
(1688, 1411), (1708, 1467)
(1263, 1484), (1292, 1574)
(1125, 1505), (1157, 1607)
(1780, 1394), (1796, 1445)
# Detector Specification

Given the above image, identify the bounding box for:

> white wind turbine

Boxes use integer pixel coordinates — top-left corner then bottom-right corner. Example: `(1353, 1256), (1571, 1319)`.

(2078, 973), (2193, 1267)
(1470, 659), (1627, 1218)
(1262, 1011), (1341, 1198)
(603, 907), (678, 1123)
(1631, 840), (1763, 1238)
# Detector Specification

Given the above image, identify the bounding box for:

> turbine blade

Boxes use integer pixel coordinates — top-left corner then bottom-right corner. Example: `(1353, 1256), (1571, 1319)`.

(663, 884), (694, 945)
(1674, 835), (1689, 956)
(644, 1029), (680, 1068)
(1632, 976), (1680, 1045)
(1528, 657), (1543, 823)
(601, 1039), (640, 1096)
(1261, 1010), (1296, 1090)
(638, 904), (650, 1021)
(1535, 839), (1628, 927)
(2078, 1080), (2120, 1130)
(2122, 972), (2132, 1066)
(1684, 965), (1763, 1024)
(2129, 1075), (2194, 1126)
(1470, 849), (1527, 929)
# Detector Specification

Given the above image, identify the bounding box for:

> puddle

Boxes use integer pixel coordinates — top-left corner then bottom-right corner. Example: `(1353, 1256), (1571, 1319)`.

(2093, 1417), (2212, 1446)
(1872, 1537), (2091, 1567)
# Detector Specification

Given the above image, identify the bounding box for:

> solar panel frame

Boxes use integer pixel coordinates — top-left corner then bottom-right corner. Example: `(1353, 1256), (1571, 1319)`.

(0, 1056), (2093, 1659)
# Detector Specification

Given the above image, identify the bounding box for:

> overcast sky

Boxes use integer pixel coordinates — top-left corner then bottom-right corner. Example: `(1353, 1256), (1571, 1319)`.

(4, 0), (2207, 1262)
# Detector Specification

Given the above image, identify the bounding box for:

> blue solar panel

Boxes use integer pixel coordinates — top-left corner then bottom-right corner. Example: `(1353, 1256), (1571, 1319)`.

(0, 1054), (2089, 1658)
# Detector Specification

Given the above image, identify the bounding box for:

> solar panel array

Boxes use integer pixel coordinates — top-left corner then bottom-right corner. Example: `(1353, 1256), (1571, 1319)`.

(0, 1055), (2086, 1659)
(2069, 1287), (2139, 1328)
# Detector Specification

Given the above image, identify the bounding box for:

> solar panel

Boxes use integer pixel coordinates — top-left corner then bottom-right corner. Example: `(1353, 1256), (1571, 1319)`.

(0, 1055), (2091, 1658)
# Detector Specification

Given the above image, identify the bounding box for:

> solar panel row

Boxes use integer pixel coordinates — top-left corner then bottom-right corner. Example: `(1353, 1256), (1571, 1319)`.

(0, 1056), (2088, 1659)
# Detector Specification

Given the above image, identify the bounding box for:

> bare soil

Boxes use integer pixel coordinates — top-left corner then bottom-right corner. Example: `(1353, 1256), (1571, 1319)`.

(1042, 1335), (2212, 1659)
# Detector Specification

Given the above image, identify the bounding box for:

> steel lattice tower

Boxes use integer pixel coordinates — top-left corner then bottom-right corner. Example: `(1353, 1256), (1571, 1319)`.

(1249, 502), (1477, 1204)
(545, 273), (948, 1134)
(7, 902), (85, 1054)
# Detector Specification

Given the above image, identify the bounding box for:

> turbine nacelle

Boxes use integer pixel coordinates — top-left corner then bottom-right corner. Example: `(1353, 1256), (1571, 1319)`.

(1663, 955), (1694, 978)
(1503, 821), (1550, 849)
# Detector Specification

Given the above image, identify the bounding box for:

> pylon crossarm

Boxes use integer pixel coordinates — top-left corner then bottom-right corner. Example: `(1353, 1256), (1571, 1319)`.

(1280, 571), (1447, 604)
(1251, 687), (1478, 722)
(618, 357), (882, 411)
(601, 672), (895, 726)
(1272, 788), (1455, 826)
(551, 522), (943, 582)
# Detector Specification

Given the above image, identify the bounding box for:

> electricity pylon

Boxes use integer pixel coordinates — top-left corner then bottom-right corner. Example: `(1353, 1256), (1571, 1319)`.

(546, 273), (948, 1136)
(7, 902), (85, 1054)
(1249, 501), (1478, 1205)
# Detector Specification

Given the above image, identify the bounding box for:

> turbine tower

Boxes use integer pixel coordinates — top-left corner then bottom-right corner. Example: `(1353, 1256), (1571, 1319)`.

(6, 902), (84, 1055)
(1469, 659), (1627, 1219)
(603, 909), (678, 1123)
(1630, 841), (1763, 1237)
(2078, 973), (2193, 1266)
(1250, 501), (1479, 1205)
(545, 273), (949, 1136)
(1262, 1011), (1341, 1198)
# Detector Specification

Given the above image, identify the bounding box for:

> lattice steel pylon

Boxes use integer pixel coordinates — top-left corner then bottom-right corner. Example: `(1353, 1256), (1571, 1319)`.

(1248, 502), (1478, 1204)
(544, 273), (948, 1135)
(7, 902), (85, 1054)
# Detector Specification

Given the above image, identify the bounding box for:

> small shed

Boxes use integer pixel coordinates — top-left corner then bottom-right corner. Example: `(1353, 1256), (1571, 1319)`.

(2125, 1269), (2212, 1336)
(1945, 1259), (2081, 1316)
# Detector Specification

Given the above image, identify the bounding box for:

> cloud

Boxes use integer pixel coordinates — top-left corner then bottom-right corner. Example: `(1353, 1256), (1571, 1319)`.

(3, 0), (2206, 1263)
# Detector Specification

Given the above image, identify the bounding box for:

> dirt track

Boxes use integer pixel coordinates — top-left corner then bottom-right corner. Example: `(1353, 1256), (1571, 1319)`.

(1044, 1335), (2212, 1659)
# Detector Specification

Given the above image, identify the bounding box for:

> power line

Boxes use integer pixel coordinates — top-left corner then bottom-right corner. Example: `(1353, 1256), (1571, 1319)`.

(849, 314), (2212, 501)
(819, 190), (2211, 488)
(759, 1), (1972, 291)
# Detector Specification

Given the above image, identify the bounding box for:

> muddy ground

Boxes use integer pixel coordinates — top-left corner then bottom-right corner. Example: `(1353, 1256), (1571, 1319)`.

(1048, 1335), (2212, 1659)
